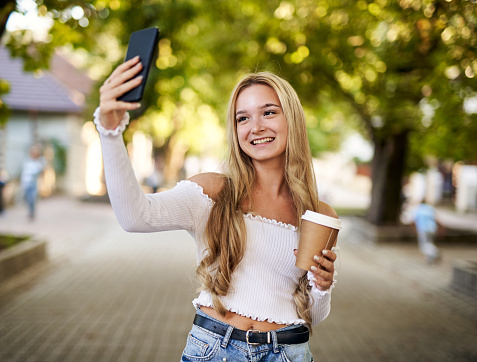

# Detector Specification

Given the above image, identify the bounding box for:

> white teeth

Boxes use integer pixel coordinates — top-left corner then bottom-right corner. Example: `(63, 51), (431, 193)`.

(252, 138), (274, 145)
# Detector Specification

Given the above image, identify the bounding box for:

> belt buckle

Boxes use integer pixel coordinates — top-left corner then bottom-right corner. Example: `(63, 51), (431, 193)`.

(246, 329), (261, 346)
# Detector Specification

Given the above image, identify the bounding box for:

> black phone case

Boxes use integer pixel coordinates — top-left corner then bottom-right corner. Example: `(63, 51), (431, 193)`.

(118, 27), (159, 102)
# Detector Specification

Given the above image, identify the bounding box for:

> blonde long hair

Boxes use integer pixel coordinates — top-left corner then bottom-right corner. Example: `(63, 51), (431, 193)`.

(196, 72), (320, 328)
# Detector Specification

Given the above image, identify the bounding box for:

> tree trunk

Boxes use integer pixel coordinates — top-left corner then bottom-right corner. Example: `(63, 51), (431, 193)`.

(367, 131), (409, 225)
(0, 0), (16, 39)
(161, 103), (189, 184)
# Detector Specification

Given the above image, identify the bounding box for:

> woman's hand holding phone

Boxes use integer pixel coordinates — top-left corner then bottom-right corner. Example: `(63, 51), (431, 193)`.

(99, 57), (143, 130)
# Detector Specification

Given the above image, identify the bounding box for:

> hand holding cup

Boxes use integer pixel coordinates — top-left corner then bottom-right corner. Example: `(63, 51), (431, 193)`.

(295, 209), (341, 272)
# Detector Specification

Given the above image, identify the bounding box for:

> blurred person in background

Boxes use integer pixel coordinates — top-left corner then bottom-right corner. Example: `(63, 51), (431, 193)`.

(20, 145), (46, 221)
(145, 155), (165, 193)
(0, 169), (8, 217)
(413, 199), (442, 264)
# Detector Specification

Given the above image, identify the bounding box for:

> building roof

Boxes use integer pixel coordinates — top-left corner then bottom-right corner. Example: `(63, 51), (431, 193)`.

(0, 46), (93, 113)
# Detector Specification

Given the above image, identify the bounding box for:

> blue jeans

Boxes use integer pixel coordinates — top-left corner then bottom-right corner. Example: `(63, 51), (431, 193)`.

(181, 309), (313, 362)
(417, 230), (439, 262)
(24, 184), (38, 219)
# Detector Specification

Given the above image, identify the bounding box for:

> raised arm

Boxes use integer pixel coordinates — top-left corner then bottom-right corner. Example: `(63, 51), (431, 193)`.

(97, 123), (153, 232)
(95, 58), (203, 233)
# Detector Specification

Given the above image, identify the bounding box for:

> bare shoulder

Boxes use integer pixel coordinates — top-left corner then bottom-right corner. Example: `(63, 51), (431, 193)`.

(319, 201), (339, 219)
(187, 172), (225, 201)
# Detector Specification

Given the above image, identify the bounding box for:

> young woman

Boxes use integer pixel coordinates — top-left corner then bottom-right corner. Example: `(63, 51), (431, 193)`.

(95, 56), (338, 361)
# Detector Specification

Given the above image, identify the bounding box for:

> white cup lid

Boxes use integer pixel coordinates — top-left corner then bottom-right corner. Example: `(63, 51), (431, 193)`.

(302, 210), (342, 230)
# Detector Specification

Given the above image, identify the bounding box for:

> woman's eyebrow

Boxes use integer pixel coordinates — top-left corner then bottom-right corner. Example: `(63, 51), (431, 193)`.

(235, 103), (281, 116)
(259, 103), (281, 109)
(258, 103), (280, 109)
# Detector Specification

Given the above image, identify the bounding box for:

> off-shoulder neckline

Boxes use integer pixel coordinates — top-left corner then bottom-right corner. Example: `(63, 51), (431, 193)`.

(243, 213), (297, 231)
(178, 180), (297, 231)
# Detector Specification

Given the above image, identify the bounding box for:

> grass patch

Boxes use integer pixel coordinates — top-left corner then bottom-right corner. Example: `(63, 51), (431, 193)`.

(0, 234), (31, 252)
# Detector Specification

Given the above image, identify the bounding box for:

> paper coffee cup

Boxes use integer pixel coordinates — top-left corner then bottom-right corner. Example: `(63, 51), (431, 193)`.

(295, 210), (342, 271)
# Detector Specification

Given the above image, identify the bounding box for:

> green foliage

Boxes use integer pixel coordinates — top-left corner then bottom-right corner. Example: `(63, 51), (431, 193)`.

(2, 0), (477, 164)
(50, 139), (67, 174)
(0, 79), (11, 126)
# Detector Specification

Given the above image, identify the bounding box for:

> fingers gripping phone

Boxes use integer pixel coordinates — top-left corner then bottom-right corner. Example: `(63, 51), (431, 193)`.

(118, 27), (159, 102)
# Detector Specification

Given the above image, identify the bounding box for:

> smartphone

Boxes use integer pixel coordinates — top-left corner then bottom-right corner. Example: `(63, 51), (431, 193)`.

(118, 27), (159, 102)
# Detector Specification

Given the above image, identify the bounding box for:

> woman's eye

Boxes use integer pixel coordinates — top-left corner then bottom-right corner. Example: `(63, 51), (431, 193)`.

(237, 116), (247, 123)
(264, 110), (276, 116)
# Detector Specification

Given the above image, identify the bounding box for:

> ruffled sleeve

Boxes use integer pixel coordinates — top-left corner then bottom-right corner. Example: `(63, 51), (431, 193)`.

(93, 107), (130, 137)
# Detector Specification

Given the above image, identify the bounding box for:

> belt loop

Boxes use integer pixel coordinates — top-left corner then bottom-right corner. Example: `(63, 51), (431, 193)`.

(221, 325), (234, 348)
(271, 330), (279, 353)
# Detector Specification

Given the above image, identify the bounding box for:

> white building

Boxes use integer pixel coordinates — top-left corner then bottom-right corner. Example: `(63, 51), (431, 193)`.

(0, 46), (93, 203)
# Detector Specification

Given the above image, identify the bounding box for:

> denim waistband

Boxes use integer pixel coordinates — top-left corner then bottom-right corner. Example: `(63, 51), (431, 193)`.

(195, 307), (305, 333)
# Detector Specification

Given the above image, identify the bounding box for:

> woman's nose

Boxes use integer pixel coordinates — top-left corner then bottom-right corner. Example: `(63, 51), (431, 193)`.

(251, 117), (265, 133)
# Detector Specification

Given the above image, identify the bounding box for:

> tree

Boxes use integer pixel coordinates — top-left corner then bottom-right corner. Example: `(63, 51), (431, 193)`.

(307, 0), (477, 224)
(2, 0), (476, 225)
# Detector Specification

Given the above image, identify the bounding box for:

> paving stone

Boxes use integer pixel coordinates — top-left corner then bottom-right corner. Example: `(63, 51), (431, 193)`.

(0, 197), (476, 361)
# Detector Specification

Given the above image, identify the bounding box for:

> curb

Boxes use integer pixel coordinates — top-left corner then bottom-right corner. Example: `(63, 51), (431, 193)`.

(452, 259), (477, 298)
(348, 216), (477, 245)
(0, 238), (47, 282)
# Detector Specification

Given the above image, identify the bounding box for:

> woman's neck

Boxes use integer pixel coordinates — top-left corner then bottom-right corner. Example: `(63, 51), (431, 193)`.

(252, 161), (288, 197)
(243, 166), (296, 225)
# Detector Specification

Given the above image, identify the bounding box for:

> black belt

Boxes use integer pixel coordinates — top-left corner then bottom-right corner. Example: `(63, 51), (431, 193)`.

(193, 314), (309, 345)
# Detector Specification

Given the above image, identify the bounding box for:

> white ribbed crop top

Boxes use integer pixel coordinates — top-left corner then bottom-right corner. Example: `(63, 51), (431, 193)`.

(95, 109), (334, 326)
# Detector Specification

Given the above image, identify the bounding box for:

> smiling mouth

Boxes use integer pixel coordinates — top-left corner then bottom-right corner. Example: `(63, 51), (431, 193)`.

(251, 137), (275, 145)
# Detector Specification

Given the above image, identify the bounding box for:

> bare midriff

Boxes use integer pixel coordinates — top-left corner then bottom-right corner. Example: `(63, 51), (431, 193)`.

(200, 306), (288, 332)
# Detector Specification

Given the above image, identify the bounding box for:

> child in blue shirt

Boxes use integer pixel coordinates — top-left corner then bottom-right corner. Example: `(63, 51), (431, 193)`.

(414, 201), (441, 264)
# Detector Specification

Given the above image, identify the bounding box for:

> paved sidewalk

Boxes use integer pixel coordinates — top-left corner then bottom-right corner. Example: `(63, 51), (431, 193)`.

(0, 197), (476, 361)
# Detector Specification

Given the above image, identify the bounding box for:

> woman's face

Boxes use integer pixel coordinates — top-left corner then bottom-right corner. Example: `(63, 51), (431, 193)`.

(235, 84), (288, 165)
